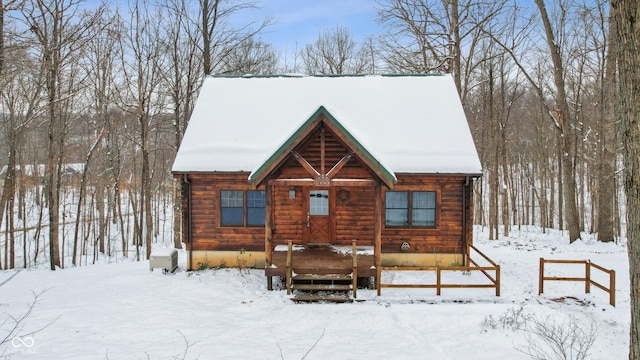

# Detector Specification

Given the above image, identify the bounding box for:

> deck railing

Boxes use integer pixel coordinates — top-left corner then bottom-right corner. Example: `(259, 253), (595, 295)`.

(376, 244), (500, 296)
(538, 258), (616, 306)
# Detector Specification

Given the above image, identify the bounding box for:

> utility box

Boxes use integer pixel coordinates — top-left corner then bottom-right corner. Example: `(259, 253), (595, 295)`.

(149, 248), (178, 273)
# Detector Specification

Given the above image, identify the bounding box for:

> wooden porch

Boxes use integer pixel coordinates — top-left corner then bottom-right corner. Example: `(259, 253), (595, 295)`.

(264, 242), (376, 288)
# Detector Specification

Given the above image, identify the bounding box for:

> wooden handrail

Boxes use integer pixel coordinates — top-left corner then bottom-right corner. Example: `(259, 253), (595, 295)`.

(468, 244), (499, 267)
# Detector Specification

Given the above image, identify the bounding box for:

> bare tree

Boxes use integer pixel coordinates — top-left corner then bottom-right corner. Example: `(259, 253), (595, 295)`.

(0, 0), (23, 269)
(596, 3), (617, 242)
(611, 0), (640, 357)
(157, 0), (200, 250)
(300, 25), (373, 75)
(0, 45), (44, 269)
(375, 0), (506, 102)
(533, 0), (581, 242)
(480, 1), (587, 242)
(71, 9), (120, 266)
(219, 36), (278, 75)
(23, 0), (108, 270)
(199, 0), (272, 76)
(121, 0), (164, 260)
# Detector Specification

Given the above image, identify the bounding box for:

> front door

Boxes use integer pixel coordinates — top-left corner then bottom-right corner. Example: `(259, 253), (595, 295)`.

(306, 189), (331, 244)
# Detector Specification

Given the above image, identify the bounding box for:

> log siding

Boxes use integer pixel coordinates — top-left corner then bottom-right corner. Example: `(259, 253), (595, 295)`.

(177, 172), (473, 256)
(175, 114), (477, 269)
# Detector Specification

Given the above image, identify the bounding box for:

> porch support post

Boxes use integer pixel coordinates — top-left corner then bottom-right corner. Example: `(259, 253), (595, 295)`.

(374, 184), (382, 268)
(265, 184), (273, 290)
(462, 177), (468, 266)
(463, 176), (474, 266)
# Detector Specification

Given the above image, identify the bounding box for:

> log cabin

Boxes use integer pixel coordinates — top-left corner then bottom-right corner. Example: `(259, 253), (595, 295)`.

(172, 74), (482, 292)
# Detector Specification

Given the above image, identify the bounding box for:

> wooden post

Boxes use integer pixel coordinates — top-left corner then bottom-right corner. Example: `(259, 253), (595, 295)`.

(265, 185), (273, 290)
(538, 258), (544, 294)
(286, 240), (292, 295)
(610, 269), (616, 307)
(352, 239), (357, 299)
(436, 267), (441, 296)
(374, 184), (382, 269)
(495, 265), (501, 296)
(585, 261), (591, 294)
(376, 266), (382, 296)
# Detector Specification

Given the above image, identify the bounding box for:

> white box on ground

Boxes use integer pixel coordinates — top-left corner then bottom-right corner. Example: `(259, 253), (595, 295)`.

(149, 248), (178, 273)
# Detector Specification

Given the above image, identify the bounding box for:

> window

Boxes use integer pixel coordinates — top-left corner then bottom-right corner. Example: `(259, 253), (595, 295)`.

(385, 191), (437, 228)
(247, 190), (266, 226)
(309, 190), (329, 215)
(221, 190), (244, 226)
(220, 190), (266, 227)
(385, 191), (409, 226)
(412, 191), (436, 227)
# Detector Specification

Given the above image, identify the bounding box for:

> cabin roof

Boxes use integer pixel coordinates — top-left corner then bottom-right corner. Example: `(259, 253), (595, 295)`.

(171, 74), (482, 177)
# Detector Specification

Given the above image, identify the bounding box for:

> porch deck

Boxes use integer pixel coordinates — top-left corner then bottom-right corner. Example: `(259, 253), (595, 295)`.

(264, 244), (376, 278)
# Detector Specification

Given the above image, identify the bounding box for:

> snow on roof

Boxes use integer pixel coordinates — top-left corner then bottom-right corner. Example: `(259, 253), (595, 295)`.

(171, 74), (482, 176)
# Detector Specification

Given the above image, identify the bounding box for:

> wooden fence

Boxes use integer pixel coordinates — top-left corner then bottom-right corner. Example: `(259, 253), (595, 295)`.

(538, 258), (616, 306)
(376, 244), (500, 296)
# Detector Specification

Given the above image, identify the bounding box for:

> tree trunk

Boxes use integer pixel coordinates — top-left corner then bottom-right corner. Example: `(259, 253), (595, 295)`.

(449, 0), (462, 96)
(173, 180), (183, 249)
(201, 0), (217, 75)
(535, 0), (581, 242)
(0, 132), (16, 268)
(97, 184), (105, 253)
(143, 147), (152, 259)
(611, 0), (640, 357)
(488, 65), (499, 240)
(597, 7), (617, 242)
(501, 127), (509, 237)
(45, 84), (62, 270)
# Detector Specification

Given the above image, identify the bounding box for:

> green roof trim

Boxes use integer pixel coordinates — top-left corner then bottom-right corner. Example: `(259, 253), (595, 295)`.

(209, 73), (447, 79)
(249, 106), (397, 187)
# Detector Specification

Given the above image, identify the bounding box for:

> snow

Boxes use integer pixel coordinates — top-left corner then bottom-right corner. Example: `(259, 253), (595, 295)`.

(150, 248), (178, 257)
(0, 163), (84, 177)
(0, 227), (629, 359)
(172, 75), (482, 176)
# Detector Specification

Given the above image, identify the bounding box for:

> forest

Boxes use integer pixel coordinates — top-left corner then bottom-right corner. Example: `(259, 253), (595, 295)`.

(0, 0), (628, 271)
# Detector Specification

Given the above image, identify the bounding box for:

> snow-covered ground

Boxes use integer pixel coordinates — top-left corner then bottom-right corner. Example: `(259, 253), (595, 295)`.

(0, 226), (629, 359)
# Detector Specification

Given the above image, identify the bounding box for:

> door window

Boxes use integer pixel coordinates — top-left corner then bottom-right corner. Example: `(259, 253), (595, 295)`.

(309, 190), (329, 215)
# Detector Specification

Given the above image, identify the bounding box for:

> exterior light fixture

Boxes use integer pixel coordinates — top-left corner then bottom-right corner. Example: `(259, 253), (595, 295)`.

(289, 186), (296, 199)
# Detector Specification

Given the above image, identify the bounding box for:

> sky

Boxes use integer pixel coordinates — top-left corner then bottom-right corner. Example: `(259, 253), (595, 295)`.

(243, 0), (380, 54)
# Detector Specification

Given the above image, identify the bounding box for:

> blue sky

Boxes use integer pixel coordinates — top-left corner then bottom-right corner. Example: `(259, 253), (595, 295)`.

(245, 0), (380, 52)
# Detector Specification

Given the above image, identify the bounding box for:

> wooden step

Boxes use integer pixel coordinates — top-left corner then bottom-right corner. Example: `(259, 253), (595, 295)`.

(292, 294), (354, 303)
(293, 284), (352, 291)
(293, 268), (352, 275)
(293, 274), (353, 282)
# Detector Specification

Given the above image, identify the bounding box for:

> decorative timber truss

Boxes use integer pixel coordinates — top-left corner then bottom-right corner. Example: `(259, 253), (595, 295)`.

(291, 128), (355, 187)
